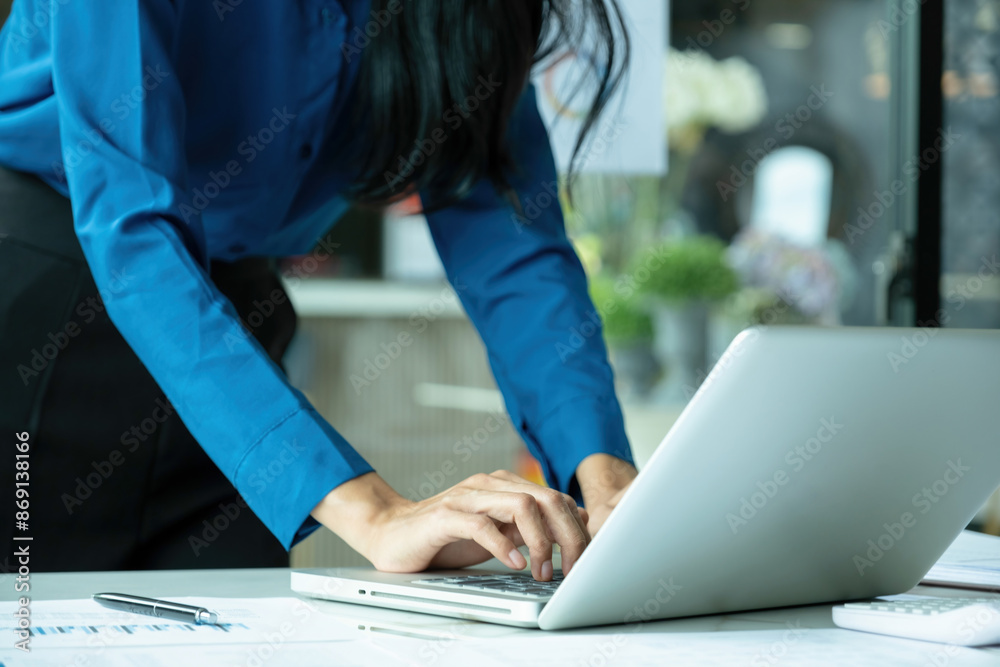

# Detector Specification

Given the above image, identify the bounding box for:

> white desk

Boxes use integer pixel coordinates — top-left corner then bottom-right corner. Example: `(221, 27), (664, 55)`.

(12, 568), (1000, 665)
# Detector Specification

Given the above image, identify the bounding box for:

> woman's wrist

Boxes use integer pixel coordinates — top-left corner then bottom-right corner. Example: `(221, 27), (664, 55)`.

(575, 453), (637, 508)
(310, 472), (412, 562)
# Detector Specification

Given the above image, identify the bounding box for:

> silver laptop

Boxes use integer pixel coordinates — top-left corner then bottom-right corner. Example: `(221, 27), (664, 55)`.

(292, 326), (1000, 630)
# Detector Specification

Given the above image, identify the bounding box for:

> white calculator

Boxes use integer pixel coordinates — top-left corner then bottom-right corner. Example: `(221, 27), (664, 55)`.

(833, 597), (1000, 646)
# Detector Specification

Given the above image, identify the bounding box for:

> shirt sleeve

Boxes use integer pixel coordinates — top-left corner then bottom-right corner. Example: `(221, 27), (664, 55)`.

(424, 85), (635, 502)
(50, 2), (372, 550)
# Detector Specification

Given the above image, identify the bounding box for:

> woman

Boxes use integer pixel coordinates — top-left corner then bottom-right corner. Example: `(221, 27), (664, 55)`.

(0, 0), (637, 581)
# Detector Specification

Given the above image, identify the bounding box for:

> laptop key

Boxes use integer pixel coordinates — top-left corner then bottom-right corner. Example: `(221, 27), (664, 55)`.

(412, 573), (562, 598)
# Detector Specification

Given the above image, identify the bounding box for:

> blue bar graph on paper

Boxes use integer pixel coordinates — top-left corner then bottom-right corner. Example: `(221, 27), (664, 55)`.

(27, 622), (249, 637)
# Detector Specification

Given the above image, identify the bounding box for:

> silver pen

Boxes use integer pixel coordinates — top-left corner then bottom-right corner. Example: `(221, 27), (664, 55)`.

(92, 592), (220, 625)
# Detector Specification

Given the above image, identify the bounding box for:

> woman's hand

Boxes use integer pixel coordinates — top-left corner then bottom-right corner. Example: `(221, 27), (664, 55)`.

(311, 470), (590, 581)
(575, 454), (637, 536)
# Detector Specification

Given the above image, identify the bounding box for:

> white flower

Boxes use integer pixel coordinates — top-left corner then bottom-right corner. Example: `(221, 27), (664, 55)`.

(708, 56), (769, 133)
(665, 49), (768, 141)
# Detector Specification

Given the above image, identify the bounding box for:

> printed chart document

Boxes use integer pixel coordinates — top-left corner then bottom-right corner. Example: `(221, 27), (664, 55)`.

(923, 530), (1000, 591)
(0, 596), (353, 649)
(0, 596), (409, 665)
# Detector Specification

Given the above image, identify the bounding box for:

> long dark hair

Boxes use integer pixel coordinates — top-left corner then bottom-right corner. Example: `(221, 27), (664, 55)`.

(346, 0), (629, 209)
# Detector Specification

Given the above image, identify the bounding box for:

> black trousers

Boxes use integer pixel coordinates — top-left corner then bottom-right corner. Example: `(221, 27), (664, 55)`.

(0, 167), (291, 572)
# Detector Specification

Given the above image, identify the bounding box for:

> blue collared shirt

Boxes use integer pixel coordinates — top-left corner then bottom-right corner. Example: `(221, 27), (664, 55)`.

(0, 0), (633, 549)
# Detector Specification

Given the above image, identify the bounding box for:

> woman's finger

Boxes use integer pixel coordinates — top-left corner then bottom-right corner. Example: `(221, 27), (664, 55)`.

(486, 469), (590, 543)
(438, 509), (527, 571)
(463, 472), (590, 576)
(446, 489), (553, 581)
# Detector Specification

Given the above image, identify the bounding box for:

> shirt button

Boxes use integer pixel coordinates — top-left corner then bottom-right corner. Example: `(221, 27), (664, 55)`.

(299, 144), (314, 160)
(228, 242), (247, 255)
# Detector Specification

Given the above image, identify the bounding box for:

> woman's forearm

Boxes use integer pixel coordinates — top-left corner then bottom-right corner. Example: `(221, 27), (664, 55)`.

(310, 472), (411, 564)
(576, 453), (637, 508)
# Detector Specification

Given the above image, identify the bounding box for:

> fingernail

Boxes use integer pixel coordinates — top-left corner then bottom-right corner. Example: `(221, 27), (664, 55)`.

(541, 560), (553, 581)
(508, 549), (526, 570)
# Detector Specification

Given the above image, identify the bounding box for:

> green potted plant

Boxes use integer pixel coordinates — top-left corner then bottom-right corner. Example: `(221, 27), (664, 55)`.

(634, 235), (739, 403)
(590, 276), (658, 399)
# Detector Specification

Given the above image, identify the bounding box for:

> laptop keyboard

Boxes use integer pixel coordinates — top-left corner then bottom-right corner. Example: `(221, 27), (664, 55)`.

(412, 573), (564, 598)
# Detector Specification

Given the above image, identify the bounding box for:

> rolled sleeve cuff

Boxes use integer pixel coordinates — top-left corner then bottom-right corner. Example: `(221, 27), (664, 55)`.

(528, 395), (635, 503)
(233, 407), (374, 550)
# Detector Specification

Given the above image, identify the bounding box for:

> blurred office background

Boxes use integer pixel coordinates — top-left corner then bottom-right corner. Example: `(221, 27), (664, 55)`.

(287, 0), (1000, 566)
(3, 0), (996, 563)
